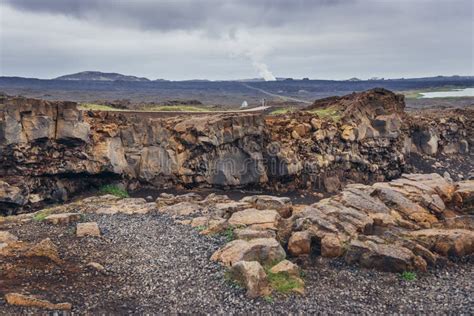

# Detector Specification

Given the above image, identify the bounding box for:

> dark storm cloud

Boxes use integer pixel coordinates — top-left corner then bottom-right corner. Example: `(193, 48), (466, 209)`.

(3, 0), (353, 31)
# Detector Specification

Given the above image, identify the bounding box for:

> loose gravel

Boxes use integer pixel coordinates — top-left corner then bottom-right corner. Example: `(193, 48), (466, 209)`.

(1, 212), (473, 314)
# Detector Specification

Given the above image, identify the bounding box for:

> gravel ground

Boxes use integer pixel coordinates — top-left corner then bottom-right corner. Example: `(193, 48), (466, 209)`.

(1, 212), (473, 314)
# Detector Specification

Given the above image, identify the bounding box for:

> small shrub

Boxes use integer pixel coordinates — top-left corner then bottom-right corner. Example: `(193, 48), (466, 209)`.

(33, 208), (53, 222)
(223, 227), (235, 242)
(266, 271), (304, 294)
(263, 296), (274, 303)
(99, 185), (129, 198)
(271, 108), (295, 115)
(195, 225), (207, 232)
(307, 106), (341, 121)
(401, 271), (417, 281)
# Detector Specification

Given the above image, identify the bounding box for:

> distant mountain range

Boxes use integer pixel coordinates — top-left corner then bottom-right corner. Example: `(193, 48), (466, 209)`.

(55, 71), (152, 82)
(50, 71), (474, 83)
(1, 72), (472, 106)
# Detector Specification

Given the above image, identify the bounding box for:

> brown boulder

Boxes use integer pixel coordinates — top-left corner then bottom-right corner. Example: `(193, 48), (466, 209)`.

(234, 228), (276, 240)
(269, 259), (300, 277)
(321, 234), (344, 258)
(345, 238), (426, 272)
(211, 238), (286, 266)
(407, 229), (474, 257)
(45, 213), (81, 225)
(228, 209), (280, 230)
(241, 195), (292, 218)
(230, 261), (272, 298)
(288, 231), (311, 256)
(76, 222), (101, 237)
(26, 238), (63, 264)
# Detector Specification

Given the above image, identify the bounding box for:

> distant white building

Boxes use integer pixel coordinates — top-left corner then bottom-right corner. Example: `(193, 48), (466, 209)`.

(241, 100), (248, 108)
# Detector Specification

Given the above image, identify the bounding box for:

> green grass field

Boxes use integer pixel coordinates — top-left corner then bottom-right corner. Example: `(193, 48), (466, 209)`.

(306, 106), (341, 121)
(141, 105), (211, 112)
(79, 103), (126, 111)
(270, 107), (296, 115)
(79, 103), (212, 112)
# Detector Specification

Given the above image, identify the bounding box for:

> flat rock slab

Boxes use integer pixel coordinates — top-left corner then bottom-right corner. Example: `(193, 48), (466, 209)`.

(228, 209), (280, 230)
(0, 238), (62, 264)
(0, 231), (18, 244)
(45, 213), (81, 225)
(241, 195), (292, 218)
(159, 202), (202, 217)
(76, 222), (101, 237)
(211, 238), (286, 266)
(234, 228), (276, 240)
(5, 293), (72, 310)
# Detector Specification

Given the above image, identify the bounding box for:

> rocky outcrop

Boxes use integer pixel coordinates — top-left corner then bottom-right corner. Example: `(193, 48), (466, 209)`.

(1, 90), (471, 213)
(3, 174), (471, 299)
(153, 175), (473, 273)
(306, 88), (405, 125)
(289, 174), (474, 272)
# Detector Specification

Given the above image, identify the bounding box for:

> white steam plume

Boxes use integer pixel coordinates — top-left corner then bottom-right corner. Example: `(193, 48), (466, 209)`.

(251, 60), (276, 81)
(226, 31), (277, 81)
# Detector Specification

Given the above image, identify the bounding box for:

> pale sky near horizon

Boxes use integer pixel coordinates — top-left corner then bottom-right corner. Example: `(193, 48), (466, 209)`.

(0, 0), (473, 81)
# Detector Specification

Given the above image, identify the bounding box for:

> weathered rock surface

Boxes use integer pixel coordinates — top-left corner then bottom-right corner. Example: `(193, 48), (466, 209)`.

(289, 174), (474, 271)
(45, 213), (81, 225)
(0, 230), (18, 244)
(269, 259), (300, 277)
(1, 91), (471, 213)
(76, 222), (101, 237)
(234, 228), (276, 240)
(228, 209), (281, 230)
(288, 231), (312, 256)
(240, 195), (292, 218)
(211, 238), (286, 266)
(0, 238), (62, 264)
(230, 261), (272, 298)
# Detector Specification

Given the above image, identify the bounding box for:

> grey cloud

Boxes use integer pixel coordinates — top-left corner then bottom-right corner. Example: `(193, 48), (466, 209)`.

(3, 0), (354, 31)
(0, 0), (472, 80)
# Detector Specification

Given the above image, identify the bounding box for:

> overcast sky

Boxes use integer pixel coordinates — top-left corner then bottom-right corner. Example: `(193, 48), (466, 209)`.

(0, 0), (473, 80)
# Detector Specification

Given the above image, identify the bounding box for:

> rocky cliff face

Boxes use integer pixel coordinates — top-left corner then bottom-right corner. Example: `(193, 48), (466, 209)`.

(0, 90), (471, 213)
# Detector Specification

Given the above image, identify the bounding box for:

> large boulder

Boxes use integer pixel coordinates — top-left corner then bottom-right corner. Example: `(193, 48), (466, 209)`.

(0, 181), (27, 206)
(288, 231), (311, 256)
(407, 229), (474, 257)
(345, 238), (426, 272)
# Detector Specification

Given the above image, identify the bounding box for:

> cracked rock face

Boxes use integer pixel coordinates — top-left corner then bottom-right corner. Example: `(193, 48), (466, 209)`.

(1, 90), (472, 214)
